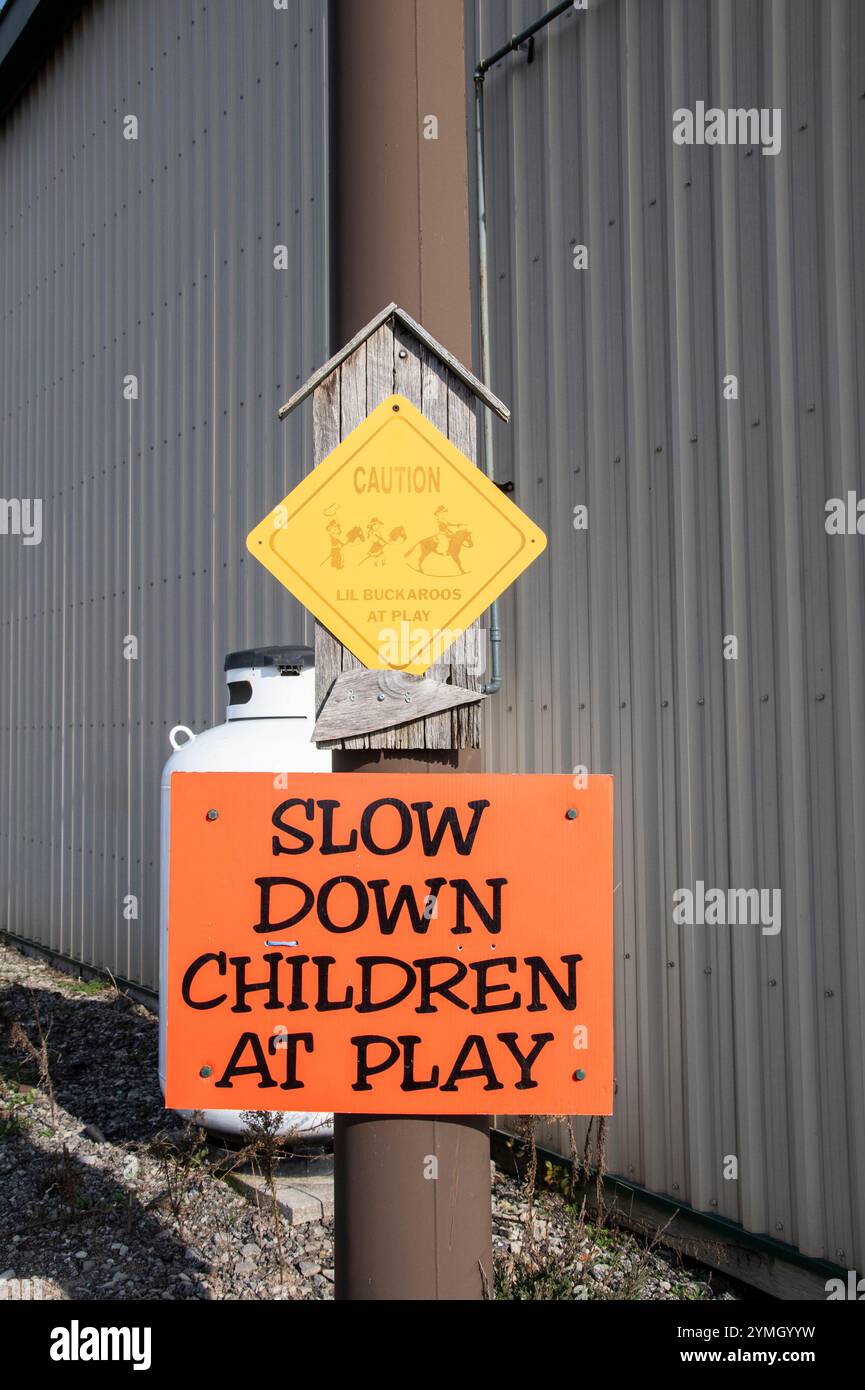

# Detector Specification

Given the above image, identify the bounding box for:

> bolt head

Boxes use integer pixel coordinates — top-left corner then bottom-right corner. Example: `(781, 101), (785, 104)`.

(199, 1065), (212, 1078)
(206, 809), (218, 822)
(566, 808), (578, 820)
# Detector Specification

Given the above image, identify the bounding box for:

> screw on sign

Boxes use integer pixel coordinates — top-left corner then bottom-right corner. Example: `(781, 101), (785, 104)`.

(165, 773), (613, 1114)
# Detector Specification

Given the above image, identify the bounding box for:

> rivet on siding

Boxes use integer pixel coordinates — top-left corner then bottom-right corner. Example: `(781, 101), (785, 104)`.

(690, 434), (698, 442)
(392, 404), (400, 412)
(710, 1198), (718, 1207)
(624, 952), (631, 959)
(775, 1222), (784, 1232)
(816, 692), (825, 702)
(376, 693), (385, 702)
(824, 989), (834, 998)
(566, 808), (578, 820)
(769, 978), (777, 986)
(398, 349), (408, 359)
(761, 694), (769, 703)
(751, 417), (760, 426)
(661, 699), (669, 708)
(206, 809), (218, 822)
(620, 700), (627, 709)
(704, 967), (712, 975)
(668, 960), (676, 968)
(697, 697), (705, 706)
(199, 1065), (212, 1078)
(672, 1183), (680, 1191)
(806, 403), (815, 412)
(573, 1068), (586, 1081)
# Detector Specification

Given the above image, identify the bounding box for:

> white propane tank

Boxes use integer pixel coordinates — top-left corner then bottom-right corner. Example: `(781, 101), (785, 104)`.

(159, 644), (332, 1140)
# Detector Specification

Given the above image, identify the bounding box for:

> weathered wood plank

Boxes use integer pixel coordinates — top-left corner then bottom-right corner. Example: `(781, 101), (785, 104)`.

(447, 378), (482, 748)
(313, 668), (485, 742)
(338, 343), (370, 752)
(362, 324), (399, 749)
(420, 347), (453, 750)
(366, 322), (394, 410)
(391, 322), (425, 750)
(312, 372), (342, 723)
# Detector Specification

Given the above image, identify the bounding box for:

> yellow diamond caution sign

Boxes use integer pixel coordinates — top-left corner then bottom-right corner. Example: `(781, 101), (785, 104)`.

(247, 394), (547, 674)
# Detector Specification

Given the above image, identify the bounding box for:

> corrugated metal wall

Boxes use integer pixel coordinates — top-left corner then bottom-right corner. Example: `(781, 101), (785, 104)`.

(0, 0), (330, 991)
(469, 0), (865, 1270)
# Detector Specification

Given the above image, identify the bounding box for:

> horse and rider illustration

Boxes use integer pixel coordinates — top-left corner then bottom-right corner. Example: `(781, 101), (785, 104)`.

(322, 505), (473, 574)
(363, 517), (407, 567)
(405, 506), (474, 575)
(323, 516), (406, 569)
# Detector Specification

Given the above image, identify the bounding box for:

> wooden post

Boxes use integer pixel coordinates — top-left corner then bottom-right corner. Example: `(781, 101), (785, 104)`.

(311, 314), (494, 1300)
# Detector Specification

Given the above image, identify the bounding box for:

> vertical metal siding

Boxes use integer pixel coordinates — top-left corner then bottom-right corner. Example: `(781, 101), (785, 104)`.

(0, 0), (330, 991)
(468, 0), (865, 1269)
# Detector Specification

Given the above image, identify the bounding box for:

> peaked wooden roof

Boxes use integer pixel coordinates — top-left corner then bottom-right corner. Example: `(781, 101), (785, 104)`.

(277, 302), (511, 423)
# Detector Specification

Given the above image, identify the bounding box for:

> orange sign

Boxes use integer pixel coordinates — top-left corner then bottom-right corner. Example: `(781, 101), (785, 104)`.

(166, 773), (613, 1115)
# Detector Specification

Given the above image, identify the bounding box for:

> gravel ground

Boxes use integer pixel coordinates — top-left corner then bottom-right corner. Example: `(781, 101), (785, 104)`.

(0, 940), (739, 1302)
